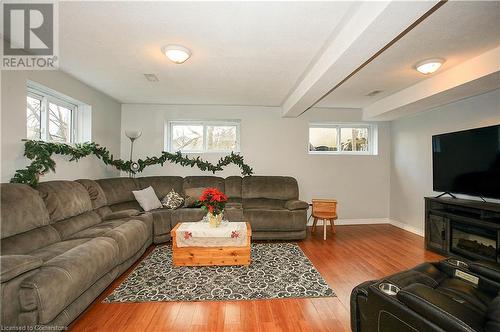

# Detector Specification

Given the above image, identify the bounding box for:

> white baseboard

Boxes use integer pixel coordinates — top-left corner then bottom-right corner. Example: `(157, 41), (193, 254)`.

(337, 218), (392, 225)
(307, 217), (424, 237)
(388, 219), (424, 237)
(306, 218), (390, 226)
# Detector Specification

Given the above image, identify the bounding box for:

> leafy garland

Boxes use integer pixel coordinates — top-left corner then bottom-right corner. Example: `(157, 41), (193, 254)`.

(10, 140), (253, 186)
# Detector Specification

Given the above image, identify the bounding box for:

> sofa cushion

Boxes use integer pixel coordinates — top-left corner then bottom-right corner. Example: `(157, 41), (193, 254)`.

(470, 261), (500, 284)
(171, 208), (206, 228)
(0, 255), (43, 283)
(0, 183), (50, 239)
(243, 198), (287, 210)
(37, 181), (92, 223)
(76, 179), (107, 209)
(183, 176), (224, 193)
(20, 237), (119, 324)
(1, 264), (40, 327)
(148, 209), (173, 236)
(285, 200), (309, 210)
(51, 211), (102, 240)
(96, 177), (138, 205)
(224, 207), (243, 222)
(102, 209), (140, 221)
(242, 176), (298, 200)
(485, 295), (500, 332)
(184, 187), (204, 207)
(397, 283), (485, 332)
(28, 238), (91, 262)
(243, 209), (306, 232)
(109, 201), (142, 212)
(1, 226), (61, 256)
(68, 220), (129, 239)
(226, 202), (243, 209)
(225, 176), (242, 199)
(103, 220), (149, 263)
(224, 201), (244, 222)
(438, 278), (494, 313)
(137, 176), (183, 199)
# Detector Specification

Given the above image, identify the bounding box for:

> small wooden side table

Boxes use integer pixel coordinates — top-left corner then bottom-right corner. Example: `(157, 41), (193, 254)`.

(310, 199), (338, 240)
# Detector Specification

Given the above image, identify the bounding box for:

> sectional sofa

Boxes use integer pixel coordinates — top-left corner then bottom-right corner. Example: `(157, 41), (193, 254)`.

(93, 175), (309, 243)
(0, 175), (308, 328)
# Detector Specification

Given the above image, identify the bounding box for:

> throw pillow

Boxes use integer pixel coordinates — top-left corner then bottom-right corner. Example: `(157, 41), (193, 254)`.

(132, 186), (162, 211)
(184, 187), (205, 208)
(161, 189), (184, 209)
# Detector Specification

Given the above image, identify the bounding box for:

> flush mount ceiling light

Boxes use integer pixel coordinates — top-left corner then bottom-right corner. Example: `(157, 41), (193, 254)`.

(415, 58), (445, 75)
(162, 45), (191, 64)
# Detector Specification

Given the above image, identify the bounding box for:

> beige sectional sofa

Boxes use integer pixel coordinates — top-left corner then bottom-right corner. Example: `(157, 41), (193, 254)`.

(0, 175), (308, 329)
(0, 181), (153, 329)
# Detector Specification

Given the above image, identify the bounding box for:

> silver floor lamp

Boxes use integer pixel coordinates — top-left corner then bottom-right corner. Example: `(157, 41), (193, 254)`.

(125, 130), (142, 176)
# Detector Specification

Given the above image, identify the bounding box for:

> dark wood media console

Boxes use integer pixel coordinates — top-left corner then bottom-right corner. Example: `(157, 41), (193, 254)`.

(425, 197), (500, 263)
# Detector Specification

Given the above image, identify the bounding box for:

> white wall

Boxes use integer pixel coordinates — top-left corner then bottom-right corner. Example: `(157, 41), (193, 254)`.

(121, 104), (391, 220)
(390, 89), (500, 233)
(1, 70), (122, 183)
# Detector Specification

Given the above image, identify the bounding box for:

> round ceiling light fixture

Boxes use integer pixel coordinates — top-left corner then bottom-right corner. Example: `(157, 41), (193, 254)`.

(415, 58), (445, 75)
(162, 45), (191, 64)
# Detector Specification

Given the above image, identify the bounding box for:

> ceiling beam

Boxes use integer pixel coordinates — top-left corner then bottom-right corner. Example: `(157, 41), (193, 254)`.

(362, 46), (500, 121)
(281, 0), (442, 118)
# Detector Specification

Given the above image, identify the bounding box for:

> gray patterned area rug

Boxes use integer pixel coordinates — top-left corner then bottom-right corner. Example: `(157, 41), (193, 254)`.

(104, 243), (335, 302)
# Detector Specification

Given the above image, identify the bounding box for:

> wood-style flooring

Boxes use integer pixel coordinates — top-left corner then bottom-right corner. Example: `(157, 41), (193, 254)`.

(70, 224), (443, 331)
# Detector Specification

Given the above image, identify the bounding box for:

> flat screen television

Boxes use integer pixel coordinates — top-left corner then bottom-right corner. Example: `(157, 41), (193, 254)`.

(432, 124), (500, 199)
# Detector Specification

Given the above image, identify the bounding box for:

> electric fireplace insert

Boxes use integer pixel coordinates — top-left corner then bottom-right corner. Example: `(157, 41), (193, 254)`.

(451, 222), (498, 262)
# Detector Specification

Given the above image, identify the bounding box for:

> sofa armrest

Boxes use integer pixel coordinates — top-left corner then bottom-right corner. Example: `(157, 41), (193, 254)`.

(470, 261), (500, 283)
(397, 283), (484, 332)
(103, 209), (141, 221)
(1, 255), (43, 283)
(351, 280), (378, 332)
(285, 200), (309, 211)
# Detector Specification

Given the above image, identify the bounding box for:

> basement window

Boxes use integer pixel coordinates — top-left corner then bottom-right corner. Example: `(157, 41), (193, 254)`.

(166, 120), (240, 153)
(309, 123), (377, 155)
(26, 81), (91, 144)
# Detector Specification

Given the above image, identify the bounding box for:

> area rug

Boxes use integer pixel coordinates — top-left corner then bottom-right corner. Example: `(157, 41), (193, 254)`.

(104, 243), (335, 302)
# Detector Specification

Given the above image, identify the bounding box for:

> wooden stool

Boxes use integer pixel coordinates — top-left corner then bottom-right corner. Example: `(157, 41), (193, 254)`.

(311, 199), (337, 240)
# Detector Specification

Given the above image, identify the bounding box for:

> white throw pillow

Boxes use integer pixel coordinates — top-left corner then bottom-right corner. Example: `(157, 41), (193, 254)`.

(132, 186), (162, 211)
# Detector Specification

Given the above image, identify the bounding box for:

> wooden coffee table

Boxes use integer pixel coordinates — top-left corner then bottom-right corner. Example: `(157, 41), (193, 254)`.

(171, 222), (251, 267)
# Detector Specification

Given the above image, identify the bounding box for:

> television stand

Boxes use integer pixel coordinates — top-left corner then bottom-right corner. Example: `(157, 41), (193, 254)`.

(424, 197), (500, 263)
(435, 192), (457, 199)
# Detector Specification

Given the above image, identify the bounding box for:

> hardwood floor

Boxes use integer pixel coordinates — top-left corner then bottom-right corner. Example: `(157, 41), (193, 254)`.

(69, 225), (443, 332)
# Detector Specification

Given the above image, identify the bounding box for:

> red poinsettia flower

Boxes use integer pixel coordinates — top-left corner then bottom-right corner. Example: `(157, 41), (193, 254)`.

(198, 187), (227, 215)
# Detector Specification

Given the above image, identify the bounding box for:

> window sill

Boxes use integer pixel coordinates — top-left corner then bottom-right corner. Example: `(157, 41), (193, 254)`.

(308, 151), (376, 156)
(168, 151), (240, 155)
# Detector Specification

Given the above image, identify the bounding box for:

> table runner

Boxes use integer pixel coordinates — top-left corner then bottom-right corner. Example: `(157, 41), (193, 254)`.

(175, 221), (247, 247)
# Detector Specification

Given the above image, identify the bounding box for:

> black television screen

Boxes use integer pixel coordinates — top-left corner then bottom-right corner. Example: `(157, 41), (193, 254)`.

(432, 125), (500, 199)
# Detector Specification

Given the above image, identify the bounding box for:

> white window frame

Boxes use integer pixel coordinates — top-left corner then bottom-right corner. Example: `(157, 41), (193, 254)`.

(165, 120), (241, 153)
(308, 122), (377, 155)
(27, 82), (80, 144)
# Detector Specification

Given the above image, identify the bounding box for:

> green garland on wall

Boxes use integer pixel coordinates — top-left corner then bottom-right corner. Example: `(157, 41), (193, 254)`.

(10, 140), (254, 186)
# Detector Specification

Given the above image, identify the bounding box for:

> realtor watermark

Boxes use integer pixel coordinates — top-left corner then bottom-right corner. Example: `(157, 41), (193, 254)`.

(2, 1), (59, 70)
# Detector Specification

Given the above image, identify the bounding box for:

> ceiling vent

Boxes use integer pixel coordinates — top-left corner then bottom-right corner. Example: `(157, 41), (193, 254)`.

(366, 90), (382, 97)
(144, 74), (159, 82)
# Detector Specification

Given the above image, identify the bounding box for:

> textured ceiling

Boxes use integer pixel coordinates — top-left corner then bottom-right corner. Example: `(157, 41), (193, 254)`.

(316, 1), (500, 108)
(58, 1), (355, 105)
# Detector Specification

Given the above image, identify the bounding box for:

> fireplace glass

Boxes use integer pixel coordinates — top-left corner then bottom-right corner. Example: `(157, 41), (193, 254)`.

(450, 222), (498, 261)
